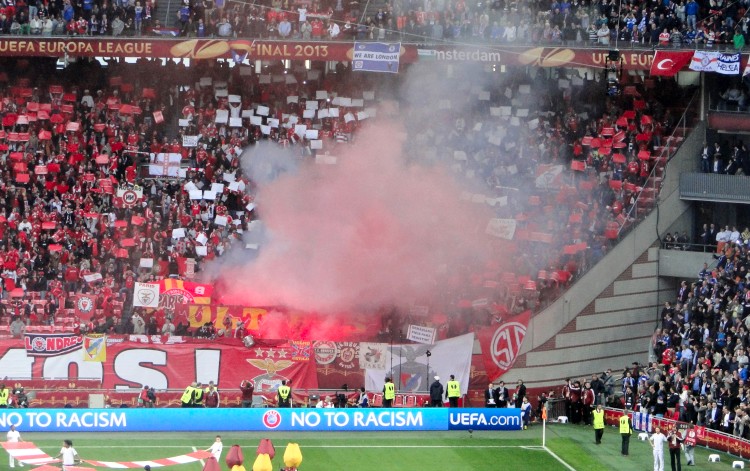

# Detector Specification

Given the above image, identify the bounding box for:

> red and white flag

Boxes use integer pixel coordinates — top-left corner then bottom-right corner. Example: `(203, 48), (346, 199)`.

(650, 51), (693, 76)
(477, 310), (532, 381)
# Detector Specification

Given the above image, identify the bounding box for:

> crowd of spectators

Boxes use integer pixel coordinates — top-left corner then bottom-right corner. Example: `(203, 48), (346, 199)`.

(0, 48), (696, 342)
(597, 237), (750, 440)
(0, 0), (745, 50)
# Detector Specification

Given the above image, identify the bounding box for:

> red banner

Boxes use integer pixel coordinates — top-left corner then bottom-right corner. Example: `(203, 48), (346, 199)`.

(314, 341), (363, 389)
(5, 337), (318, 391)
(477, 310), (531, 381)
(74, 294), (98, 321)
(650, 50), (695, 76)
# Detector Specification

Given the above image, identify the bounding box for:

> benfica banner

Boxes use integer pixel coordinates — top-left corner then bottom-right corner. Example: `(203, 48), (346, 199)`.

(363, 333), (474, 393)
(477, 310), (532, 381)
(4, 338), (318, 391)
(158, 279), (212, 310)
(23, 333), (82, 357)
(74, 294), (98, 321)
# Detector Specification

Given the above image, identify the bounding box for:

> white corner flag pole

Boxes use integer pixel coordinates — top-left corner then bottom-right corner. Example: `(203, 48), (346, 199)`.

(542, 405), (547, 447)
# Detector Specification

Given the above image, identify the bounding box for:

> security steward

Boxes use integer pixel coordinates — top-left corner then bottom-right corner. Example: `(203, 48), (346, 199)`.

(278, 380), (292, 408)
(192, 382), (204, 407)
(446, 375), (461, 408)
(0, 384), (8, 408)
(619, 412), (633, 456)
(180, 382), (196, 408)
(593, 404), (605, 444)
(383, 377), (395, 407)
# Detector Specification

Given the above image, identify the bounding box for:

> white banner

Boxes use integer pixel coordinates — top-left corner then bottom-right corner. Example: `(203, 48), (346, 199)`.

(133, 282), (160, 308)
(406, 324), (436, 344)
(182, 135), (199, 147)
(364, 333), (474, 393)
(149, 153), (182, 177)
(359, 342), (388, 370)
(485, 218), (516, 240)
(690, 51), (741, 75)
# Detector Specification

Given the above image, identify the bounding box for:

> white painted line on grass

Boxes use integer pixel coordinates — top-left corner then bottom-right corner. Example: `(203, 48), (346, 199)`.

(191, 447), (205, 467)
(543, 446), (577, 471)
(67, 445), (542, 450)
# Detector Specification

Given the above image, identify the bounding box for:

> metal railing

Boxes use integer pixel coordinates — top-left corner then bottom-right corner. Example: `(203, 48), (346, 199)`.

(616, 90), (701, 240)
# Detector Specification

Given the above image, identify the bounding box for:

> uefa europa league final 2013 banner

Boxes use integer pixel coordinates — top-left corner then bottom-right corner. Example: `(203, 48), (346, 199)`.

(0, 408), (522, 432)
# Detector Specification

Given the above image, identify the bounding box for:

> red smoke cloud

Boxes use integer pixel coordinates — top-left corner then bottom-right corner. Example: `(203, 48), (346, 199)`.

(215, 122), (494, 337)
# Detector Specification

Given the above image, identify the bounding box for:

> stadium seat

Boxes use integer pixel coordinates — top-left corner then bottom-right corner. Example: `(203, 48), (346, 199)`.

(638, 432), (649, 441)
(371, 393), (383, 407)
(709, 454), (720, 462)
(733, 461), (745, 469)
(405, 395), (417, 407)
(394, 395), (405, 407)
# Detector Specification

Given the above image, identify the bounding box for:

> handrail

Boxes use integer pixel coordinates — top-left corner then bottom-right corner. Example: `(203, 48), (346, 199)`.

(616, 89), (700, 239)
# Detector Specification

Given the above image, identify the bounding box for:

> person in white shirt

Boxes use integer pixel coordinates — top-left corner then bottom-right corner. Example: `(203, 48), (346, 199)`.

(80, 90), (95, 109)
(55, 440), (80, 471)
(716, 227), (731, 243)
(730, 226), (741, 242)
(206, 435), (223, 462)
(649, 426), (667, 471)
(6, 425), (22, 468)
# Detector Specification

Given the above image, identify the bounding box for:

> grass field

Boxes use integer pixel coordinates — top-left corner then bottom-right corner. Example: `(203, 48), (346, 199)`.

(18, 423), (749, 471)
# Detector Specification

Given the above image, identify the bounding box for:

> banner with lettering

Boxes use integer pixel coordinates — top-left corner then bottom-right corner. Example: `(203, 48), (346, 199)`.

(476, 310), (532, 382)
(690, 51), (741, 75)
(158, 279), (212, 310)
(24, 333), (82, 357)
(352, 42), (402, 73)
(181, 304), (267, 330)
(363, 333), (474, 393)
(5, 338), (318, 391)
(0, 39), (732, 71)
(314, 341), (363, 390)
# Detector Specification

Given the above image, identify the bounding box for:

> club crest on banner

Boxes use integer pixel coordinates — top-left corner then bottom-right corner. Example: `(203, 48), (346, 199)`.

(336, 342), (359, 369)
(313, 341), (338, 365)
(247, 358), (294, 391)
(477, 310), (532, 381)
(133, 282), (160, 308)
(83, 334), (106, 362)
(491, 321), (527, 370)
(360, 342), (387, 370)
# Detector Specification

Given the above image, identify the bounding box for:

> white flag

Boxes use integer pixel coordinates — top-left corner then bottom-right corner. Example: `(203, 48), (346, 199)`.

(133, 282), (160, 308)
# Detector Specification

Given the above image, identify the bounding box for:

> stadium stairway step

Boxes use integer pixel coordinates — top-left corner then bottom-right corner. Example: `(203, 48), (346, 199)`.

(155, 0), (176, 30)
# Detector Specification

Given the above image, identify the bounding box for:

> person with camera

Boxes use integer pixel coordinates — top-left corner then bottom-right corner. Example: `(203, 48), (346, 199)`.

(667, 427), (683, 471)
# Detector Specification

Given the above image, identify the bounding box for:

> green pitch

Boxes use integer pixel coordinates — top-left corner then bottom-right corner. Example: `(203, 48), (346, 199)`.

(20, 423), (747, 471)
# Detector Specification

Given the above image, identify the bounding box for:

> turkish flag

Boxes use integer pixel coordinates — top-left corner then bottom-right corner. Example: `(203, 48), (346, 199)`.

(477, 310), (532, 381)
(650, 51), (694, 76)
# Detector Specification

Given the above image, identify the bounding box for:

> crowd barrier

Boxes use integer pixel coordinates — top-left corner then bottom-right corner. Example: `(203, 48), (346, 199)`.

(605, 408), (750, 459)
